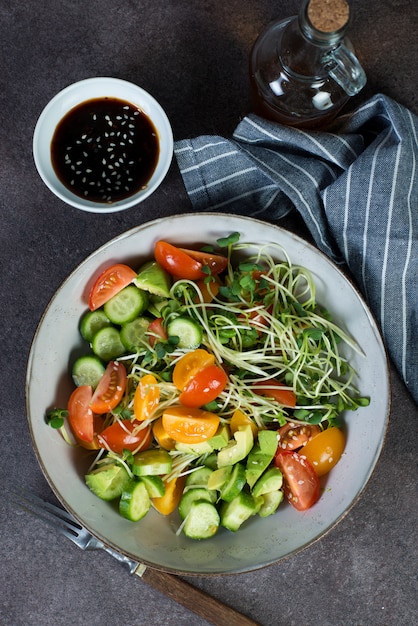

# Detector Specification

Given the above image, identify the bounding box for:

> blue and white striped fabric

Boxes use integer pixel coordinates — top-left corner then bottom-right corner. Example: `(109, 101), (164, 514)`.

(174, 94), (418, 404)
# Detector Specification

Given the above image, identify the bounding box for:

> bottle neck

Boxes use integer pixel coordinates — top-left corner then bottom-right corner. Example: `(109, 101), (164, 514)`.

(299, 0), (349, 47)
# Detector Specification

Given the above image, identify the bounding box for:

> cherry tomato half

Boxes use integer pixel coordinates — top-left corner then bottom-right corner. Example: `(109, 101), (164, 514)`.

(67, 385), (95, 443)
(146, 317), (167, 347)
(98, 420), (152, 454)
(276, 422), (321, 451)
(301, 427), (346, 476)
(90, 361), (127, 414)
(88, 264), (137, 311)
(274, 450), (320, 511)
(179, 248), (228, 276)
(179, 364), (228, 408)
(172, 349), (215, 391)
(162, 405), (220, 444)
(253, 379), (297, 408)
(133, 374), (160, 421)
(154, 241), (227, 280)
(152, 475), (186, 515)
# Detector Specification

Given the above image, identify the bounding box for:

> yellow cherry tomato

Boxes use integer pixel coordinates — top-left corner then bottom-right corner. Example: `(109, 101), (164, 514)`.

(230, 409), (258, 438)
(152, 475), (186, 515)
(301, 427), (346, 476)
(172, 349), (215, 391)
(134, 374), (160, 421)
(152, 417), (176, 450)
(162, 406), (220, 444)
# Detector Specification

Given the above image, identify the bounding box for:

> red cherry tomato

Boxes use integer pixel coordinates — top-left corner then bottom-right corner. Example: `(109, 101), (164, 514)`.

(276, 422), (321, 451)
(253, 379), (297, 408)
(67, 385), (95, 443)
(154, 241), (227, 280)
(146, 317), (168, 347)
(90, 361), (127, 414)
(98, 420), (152, 453)
(179, 248), (228, 276)
(88, 264), (137, 311)
(301, 427), (346, 476)
(179, 364), (228, 408)
(274, 450), (320, 511)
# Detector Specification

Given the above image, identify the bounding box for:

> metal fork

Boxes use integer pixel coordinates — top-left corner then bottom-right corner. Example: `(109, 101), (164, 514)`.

(10, 487), (260, 626)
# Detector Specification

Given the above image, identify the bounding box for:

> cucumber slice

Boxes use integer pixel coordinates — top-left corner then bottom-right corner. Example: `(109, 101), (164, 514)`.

(178, 487), (217, 520)
(166, 316), (203, 349)
(258, 490), (284, 518)
(104, 285), (149, 325)
(182, 501), (220, 539)
(252, 467), (283, 497)
(120, 316), (151, 351)
(79, 309), (112, 342)
(185, 466), (214, 489)
(72, 355), (105, 389)
(85, 463), (131, 501)
(119, 479), (150, 521)
(132, 449), (173, 476)
(219, 463), (246, 502)
(220, 491), (262, 532)
(139, 475), (166, 498)
(91, 326), (126, 361)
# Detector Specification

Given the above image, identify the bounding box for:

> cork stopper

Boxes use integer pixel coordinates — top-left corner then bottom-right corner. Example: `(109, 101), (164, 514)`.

(307, 0), (349, 32)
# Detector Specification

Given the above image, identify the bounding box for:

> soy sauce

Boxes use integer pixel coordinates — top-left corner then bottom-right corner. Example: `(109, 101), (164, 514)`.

(51, 97), (159, 204)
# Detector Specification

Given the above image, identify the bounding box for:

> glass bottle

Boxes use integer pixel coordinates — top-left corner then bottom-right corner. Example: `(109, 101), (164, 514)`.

(249, 0), (366, 129)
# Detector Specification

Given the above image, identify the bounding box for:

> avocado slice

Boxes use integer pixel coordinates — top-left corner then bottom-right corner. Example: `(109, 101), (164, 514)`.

(134, 261), (172, 298)
(252, 466), (283, 496)
(85, 463), (131, 501)
(246, 430), (278, 487)
(208, 423), (231, 450)
(217, 424), (254, 468)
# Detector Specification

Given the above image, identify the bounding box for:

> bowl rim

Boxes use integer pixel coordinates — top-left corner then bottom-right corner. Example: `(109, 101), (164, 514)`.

(25, 213), (391, 575)
(32, 77), (173, 213)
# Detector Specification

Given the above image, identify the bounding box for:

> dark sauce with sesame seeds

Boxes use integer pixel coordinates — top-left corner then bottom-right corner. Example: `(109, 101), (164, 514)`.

(51, 97), (159, 204)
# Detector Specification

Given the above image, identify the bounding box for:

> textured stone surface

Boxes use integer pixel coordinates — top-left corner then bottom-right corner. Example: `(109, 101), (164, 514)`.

(1, 1), (417, 625)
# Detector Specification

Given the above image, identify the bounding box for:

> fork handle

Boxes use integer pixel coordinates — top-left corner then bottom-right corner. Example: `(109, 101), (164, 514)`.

(136, 566), (261, 626)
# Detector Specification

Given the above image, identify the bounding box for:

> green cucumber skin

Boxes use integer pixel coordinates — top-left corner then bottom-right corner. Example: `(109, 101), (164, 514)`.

(72, 355), (105, 388)
(104, 285), (149, 325)
(119, 480), (151, 521)
(91, 326), (126, 361)
(166, 316), (203, 349)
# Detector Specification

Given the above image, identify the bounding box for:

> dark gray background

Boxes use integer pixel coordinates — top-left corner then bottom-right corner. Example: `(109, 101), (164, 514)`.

(1, 1), (417, 625)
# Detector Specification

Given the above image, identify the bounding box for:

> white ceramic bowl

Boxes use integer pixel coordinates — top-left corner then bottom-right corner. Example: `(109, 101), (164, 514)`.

(33, 77), (173, 213)
(26, 214), (390, 575)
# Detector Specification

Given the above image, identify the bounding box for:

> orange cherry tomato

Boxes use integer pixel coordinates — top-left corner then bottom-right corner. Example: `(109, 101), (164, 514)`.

(146, 317), (167, 347)
(152, 418), (176, 450)
(230, 409), (259, 438)
(253, 379), (297, 408)
(172, 349), (215, 391)
(133, 374), (160, 421)
(88, 264), (137, 311)
(152, 475), (186, 515)
(67, 385), (95, 443)
(162, 406), (220, 444)
(276, 422), (321, 451)
(274, 450), (320, 511)
(154, 241), (227, 280)
(301, 427), (346, 476)
(179, 364), (228, 408)
(98, 420), (152, 454)
(89, 361), (127, 414)
(194, 276), (221, 303)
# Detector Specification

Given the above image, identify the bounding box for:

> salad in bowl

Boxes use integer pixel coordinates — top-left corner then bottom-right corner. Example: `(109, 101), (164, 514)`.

(26, 214), (389, 574)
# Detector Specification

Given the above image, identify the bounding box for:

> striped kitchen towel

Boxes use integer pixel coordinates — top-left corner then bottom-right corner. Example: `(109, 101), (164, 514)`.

(174, 94), (418, 404)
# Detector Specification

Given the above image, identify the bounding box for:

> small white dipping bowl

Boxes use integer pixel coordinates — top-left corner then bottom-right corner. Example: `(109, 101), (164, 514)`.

(33, 77), (173, 213)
